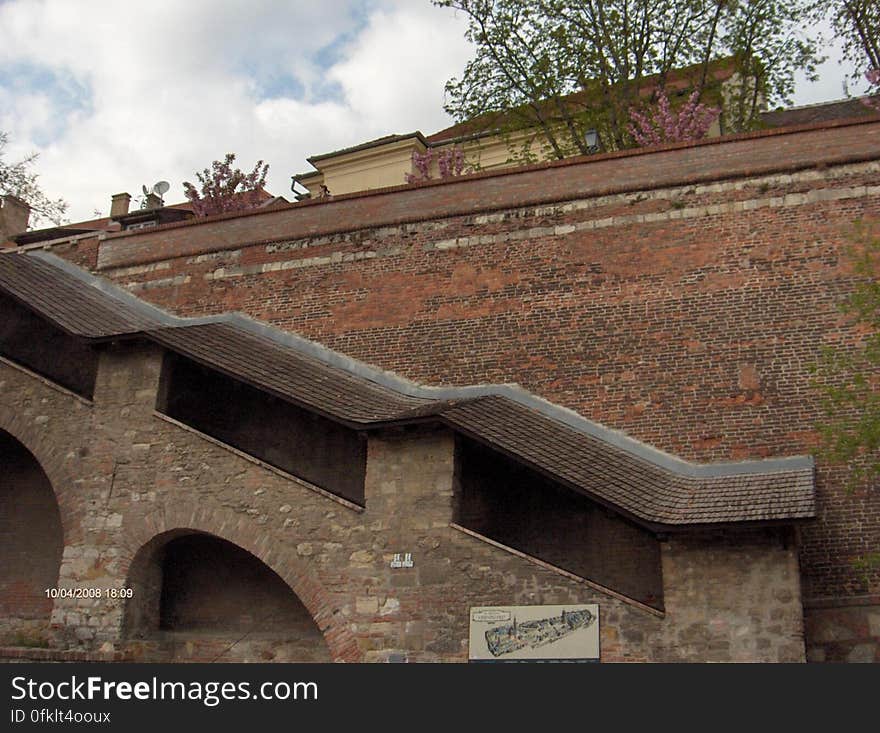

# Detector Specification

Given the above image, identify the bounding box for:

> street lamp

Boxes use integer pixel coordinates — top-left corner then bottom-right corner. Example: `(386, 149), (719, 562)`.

(584, 129), (601, 154)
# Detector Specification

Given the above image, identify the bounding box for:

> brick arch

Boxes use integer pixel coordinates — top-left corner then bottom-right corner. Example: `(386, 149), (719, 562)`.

(117, 499), (360, 662)
(0, 405), (81, 546)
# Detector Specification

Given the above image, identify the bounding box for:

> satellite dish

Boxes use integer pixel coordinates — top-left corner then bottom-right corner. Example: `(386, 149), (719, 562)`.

(152, 181), (170, 196)
(142, 184), (150, 197)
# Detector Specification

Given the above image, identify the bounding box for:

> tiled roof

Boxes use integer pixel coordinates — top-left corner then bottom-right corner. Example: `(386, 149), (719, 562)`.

(760, 98), (877, 128)
(149, 322), (431, 423)
(6, 192), (280, 248)
(307, 133), (427, 164)
(0, 254), (162, 337)
(0, 251), (815, 529)
(427, 58), (738, 144)
(438, 397), (814, 526)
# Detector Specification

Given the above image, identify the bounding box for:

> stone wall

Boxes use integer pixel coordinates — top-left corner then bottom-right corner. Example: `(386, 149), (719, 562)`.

(658, 529), (804, 662)
(804, 601), (880, 662)
(39, 119), (879, 658)
(0, 339), (806, 661)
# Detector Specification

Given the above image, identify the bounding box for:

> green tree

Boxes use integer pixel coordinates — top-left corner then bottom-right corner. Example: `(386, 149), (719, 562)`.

(813, 222), (880, 484)
(812, 220), (880, 575)
(819, 0), (879, 78)
(0, 131), (68, 227)
(437, 0), (821, 159)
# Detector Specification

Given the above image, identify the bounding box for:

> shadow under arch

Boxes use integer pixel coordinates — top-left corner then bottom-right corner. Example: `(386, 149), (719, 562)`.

(0, 427), (65, 644)
(0, 406), (80, 546)
(118, 507), (360, 662)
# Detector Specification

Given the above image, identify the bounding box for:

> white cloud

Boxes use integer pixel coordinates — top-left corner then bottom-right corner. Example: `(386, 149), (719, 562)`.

(327, 1), (474, 134)
(0, 0), (471, 221)
(0, 0), (862, 224)
(791, 36), (870, 107)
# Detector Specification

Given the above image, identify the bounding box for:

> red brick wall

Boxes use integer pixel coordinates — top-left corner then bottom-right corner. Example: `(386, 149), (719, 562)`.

(57, 119), (880, 630)
(92, 117), (880, 271)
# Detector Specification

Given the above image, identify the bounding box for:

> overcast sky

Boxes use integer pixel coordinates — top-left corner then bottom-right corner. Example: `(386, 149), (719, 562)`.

(0, 0), (865, 223)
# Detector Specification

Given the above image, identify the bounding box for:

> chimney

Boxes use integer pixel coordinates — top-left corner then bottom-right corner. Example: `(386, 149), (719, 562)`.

(110, 192), (131, 218)
(144, 192), (162, 210)
(0, 195), (31, 241)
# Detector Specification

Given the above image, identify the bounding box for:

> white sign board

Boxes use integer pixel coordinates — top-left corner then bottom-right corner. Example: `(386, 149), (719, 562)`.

(469, 604), (600, 662)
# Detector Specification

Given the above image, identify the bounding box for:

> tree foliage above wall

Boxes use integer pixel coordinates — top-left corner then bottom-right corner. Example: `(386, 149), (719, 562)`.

(436, 0), (821, 158)
(820, 0), (879, 78)
(183, 154), (269, 218)
(0, 131), (68, 227)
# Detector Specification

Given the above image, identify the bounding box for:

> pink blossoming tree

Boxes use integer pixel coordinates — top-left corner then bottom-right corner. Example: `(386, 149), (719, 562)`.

(628, 90), (721, 147)
(183, 154), (269, 217)
(405, 146), (466, 184)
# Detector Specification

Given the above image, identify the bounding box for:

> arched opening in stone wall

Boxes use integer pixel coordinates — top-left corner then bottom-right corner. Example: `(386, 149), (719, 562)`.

(0, 292), (99, 399)
(123, 530), (332, 662)
(157, 353), (367, 505)
(455, 437), (664, 610)
(0, 430), (64, 646)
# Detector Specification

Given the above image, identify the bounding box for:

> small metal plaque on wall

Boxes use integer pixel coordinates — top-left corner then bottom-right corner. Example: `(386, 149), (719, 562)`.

(390, 552), (413, 568)
(468, 604), (600, 662)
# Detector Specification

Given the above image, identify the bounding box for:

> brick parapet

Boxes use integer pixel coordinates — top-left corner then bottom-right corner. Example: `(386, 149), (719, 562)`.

(91, 118), (880, 270)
